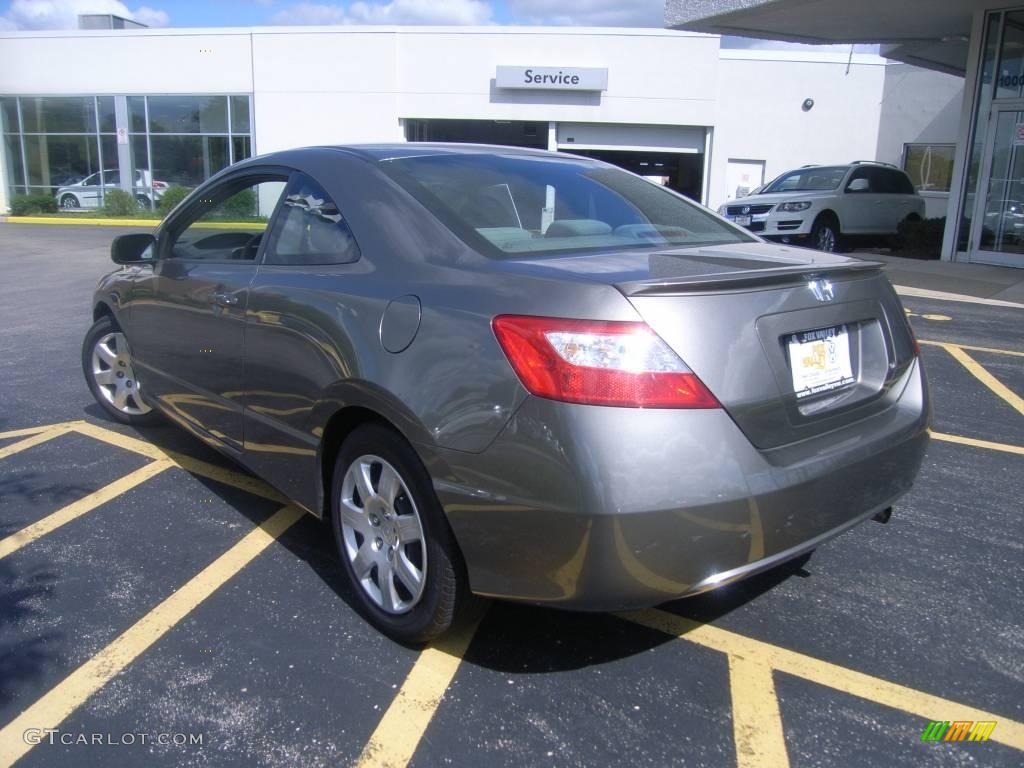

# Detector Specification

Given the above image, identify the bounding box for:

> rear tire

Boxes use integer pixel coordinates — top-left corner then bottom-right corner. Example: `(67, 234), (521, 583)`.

(60, 194), (80, 210)
(82, 316), (160, 425)
(810, 215), (841, 253)
(331, 424), (470, 643)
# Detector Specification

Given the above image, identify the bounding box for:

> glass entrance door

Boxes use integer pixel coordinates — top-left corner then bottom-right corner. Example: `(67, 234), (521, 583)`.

(973, 102), (1024, 266)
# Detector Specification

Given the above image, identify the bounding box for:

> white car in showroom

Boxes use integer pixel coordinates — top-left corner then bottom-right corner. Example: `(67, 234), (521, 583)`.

(718, 162), (925, 252)
(55, 169), (168, 210)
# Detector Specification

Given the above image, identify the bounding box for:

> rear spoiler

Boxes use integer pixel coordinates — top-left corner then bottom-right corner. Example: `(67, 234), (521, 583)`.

(615, 260), (885, 297)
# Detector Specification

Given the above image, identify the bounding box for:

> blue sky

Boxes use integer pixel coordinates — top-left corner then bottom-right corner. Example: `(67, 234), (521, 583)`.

(0, 0), (877, 52)
(0, 0), (668, 29)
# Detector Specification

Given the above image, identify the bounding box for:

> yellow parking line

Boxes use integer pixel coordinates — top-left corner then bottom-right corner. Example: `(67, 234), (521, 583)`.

(0, 421), (81, 440)
(941, 344), (1024, 417)
(356, 617), (482, 768)
(919, 339), (1024, 358)
(729, 655), (789, 768)
(930, 431), (1024, 456)
(620, 609), (1024, 753)
(69, 421), (287, 503)
(0, 425), (74, 461)
(0, 459), (174, 560)
(0, 504), (304, 768)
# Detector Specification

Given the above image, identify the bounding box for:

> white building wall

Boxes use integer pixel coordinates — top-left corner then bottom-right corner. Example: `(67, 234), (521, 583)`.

(876, 62), (965, 218)
(710, 50), (887, 208)
(0, 29), (254, 94)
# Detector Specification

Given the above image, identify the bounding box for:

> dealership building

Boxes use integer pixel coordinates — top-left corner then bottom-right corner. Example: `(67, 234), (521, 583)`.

(0, 23), (959, 230)
(669, 0), (1024, 268)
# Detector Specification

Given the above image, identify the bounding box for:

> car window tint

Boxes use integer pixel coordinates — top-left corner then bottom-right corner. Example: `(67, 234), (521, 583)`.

(381, 153), (753, 256)
(264, 174), (360, 266)
(168, 177), (287, 261)
(762, 166), (848, 193)
(891, 170), (916, 195)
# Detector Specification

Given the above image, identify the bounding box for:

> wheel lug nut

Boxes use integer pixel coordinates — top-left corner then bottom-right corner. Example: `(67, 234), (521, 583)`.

(374, 537), (383, 549)
(117, 371), (125, 378)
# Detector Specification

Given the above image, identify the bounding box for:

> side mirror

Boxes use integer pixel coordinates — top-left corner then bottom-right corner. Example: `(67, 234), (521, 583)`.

(846, 178), (870, 193)
(111, 233), (156, 264)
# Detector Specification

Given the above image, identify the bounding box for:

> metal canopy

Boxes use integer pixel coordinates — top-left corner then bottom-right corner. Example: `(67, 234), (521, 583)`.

(665, 0), (978, 75)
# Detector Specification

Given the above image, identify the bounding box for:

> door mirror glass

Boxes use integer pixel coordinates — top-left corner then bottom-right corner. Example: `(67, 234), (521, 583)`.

(846, 178), (870, 193)
(111, 233), (156, 264)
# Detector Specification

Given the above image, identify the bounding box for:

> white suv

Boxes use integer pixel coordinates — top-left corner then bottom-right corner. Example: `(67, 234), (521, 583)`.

(717, 162), (925, 252)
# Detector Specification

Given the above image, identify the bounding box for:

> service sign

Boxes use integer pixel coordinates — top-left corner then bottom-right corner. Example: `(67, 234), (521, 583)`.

(495, 66), (608, 92)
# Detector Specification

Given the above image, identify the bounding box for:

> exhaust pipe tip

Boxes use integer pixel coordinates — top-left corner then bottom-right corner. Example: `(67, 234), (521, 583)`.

(872, 507), (893, 524)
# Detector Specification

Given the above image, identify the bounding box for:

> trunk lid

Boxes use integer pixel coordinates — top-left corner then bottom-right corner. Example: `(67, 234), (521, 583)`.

(613, 244), (916, 449)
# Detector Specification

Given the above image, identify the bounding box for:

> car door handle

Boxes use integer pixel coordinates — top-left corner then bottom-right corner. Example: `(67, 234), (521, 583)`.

(210, 291), (238, 307)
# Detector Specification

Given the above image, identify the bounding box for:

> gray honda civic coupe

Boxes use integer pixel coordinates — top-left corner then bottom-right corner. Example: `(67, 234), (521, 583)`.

(83, 144), (930, 642)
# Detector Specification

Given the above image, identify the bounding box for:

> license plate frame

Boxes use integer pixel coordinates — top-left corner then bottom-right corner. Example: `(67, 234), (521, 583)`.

(787, 324), (855, 399)
(732, 215), (752, 227)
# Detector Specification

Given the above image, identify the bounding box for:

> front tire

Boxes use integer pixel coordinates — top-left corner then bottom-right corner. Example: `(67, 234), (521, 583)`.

(331, 424), (469, 643)
(811, 216), (841, 253)
(82, 316), (159, 425)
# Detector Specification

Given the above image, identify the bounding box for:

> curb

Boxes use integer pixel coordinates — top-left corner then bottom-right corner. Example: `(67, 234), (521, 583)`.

(893, 285), (1024, 309)
(5, 216), (162, 226)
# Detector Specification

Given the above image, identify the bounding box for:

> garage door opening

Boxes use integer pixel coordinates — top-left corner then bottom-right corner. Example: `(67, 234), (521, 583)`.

(558, 148), (704, 202)
(404, 118), (548, 150)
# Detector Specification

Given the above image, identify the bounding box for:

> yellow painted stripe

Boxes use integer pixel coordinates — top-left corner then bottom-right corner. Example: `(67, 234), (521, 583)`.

(69, 421), (287, 503)
(0, 423), (77, 440)
(620, 609), (1024, 753)
(930, 431), (1024, 456)
(0, 460), (173, 560)
(0, 504), (304, 768)
(919, 339), (1024, 358)
(0, 425), (73, 461)
(356, 617), (482, 768)
(729, 655), (790, 768)
(5, 216), (161, 226)
(942, 344), (1024, 417)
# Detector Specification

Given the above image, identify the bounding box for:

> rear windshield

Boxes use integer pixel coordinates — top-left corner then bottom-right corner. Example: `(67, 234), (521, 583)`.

(379, 153), (754, 256)
(763, 166), (848, 193)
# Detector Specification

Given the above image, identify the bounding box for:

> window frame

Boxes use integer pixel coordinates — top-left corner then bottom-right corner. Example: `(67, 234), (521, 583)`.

(260, 171), (363, 268)
(158, 166), (292, 264)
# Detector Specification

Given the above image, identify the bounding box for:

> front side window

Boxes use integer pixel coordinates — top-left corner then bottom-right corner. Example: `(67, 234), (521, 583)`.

(264, 174), (360, 265)
(762, 166), (849, 193)
(167, 176), (287, 261)
(380, 153), (753, 256)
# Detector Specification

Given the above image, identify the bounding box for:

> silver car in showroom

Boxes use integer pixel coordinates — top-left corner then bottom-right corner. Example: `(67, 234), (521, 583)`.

(83, 144), (930, 642)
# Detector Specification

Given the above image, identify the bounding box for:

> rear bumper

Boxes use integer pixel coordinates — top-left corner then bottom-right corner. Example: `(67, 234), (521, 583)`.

(427, 359), (930, 610)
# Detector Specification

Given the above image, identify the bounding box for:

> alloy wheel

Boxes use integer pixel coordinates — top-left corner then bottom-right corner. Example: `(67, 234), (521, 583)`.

(816, 225), (837, 252)
(90, 332), (151, 416)
(339, 454), (426, 614)
(60, 195), (79, 209)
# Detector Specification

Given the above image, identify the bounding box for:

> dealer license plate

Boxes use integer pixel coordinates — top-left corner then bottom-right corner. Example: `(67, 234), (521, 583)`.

(732, 215), (752, 227)
(787, 325), (855, 398)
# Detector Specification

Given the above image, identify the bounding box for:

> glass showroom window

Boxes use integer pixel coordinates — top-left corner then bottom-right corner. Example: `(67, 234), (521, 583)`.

(903, 144), (956, 193)
(1, 94), (253, 210)
(128, 95), (253, 208)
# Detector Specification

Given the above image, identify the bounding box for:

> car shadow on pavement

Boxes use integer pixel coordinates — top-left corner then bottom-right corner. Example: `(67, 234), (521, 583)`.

(114, 412), (815, 671)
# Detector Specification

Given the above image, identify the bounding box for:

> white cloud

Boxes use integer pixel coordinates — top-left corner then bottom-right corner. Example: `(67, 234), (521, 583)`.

(506, 0), (663, 27)
(0, 0), (170, 29)
(271, 0), (493, 26)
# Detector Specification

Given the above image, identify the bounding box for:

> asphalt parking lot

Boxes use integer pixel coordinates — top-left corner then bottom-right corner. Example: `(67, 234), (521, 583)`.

(0, 223), (1021, 768)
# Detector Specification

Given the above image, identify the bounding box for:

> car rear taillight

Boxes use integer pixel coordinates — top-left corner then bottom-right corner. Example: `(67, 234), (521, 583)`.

(152, 181), (168, 190)
(492, 315), (719, 408)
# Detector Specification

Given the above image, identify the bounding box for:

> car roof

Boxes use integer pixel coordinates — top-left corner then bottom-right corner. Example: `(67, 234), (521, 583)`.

(328, 143), (567, 162)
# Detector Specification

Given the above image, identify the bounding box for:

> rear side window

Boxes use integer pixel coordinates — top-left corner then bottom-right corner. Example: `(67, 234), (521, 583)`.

(887, 169), (916, 195)
(264, 173), (360, 266)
